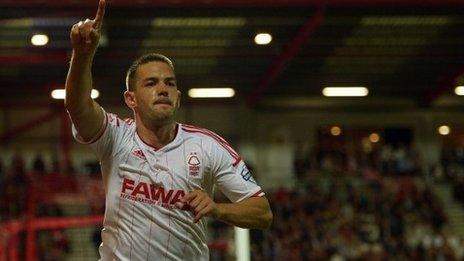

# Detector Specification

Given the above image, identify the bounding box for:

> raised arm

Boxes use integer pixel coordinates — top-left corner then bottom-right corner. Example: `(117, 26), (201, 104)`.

(64, 0), (106, 142)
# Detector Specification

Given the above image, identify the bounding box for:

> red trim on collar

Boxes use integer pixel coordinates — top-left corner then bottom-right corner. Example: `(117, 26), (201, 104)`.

(136, 123), (179, 151)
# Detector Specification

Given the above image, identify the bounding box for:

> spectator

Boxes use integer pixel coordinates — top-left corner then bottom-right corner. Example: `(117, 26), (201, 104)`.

(251, 173), (455, 260)
(32, 153), (46, 173)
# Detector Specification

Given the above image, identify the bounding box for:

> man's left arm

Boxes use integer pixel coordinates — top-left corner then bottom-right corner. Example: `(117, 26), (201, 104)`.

(182, 190), (273, 229)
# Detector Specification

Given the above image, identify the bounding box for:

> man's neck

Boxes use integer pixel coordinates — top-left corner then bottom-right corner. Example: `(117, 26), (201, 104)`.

(135, 114), (177, 150)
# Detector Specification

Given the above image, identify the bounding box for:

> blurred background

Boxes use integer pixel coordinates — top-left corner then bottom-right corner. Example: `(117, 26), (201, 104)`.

(1, 0), (464, 260)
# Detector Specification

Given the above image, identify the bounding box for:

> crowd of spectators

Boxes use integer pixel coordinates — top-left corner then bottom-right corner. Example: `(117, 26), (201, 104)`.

(441, 147), (464, 208)
(0, 153), (77, 260)
(0, 153), (27, 221)
(248, 174), (464, 260)
(295, 142), (422, 180)
(239, 139), (463, 260)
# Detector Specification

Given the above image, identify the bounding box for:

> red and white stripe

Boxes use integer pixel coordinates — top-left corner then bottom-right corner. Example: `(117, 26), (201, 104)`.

(181, 124), (241, 166)
(251, 190), (265, 197)
(124, 118), (134, 125)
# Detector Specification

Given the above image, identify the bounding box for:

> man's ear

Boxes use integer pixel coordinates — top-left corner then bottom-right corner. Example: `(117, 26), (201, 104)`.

(175, 90), (181, 109)
(124, 90), (136, 109)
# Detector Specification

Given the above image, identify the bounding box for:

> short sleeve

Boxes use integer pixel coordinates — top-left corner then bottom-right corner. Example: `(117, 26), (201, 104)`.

(211, 142), (264, 203)
(71, 109), (131, 160)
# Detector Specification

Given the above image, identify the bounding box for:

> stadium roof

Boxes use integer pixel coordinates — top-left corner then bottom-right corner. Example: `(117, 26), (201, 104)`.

(1, 0), (464, 109)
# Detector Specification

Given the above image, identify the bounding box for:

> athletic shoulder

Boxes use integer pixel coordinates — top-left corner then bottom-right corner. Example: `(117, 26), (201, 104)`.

(180, 123), (241, 164)
(107, 113), (135, 129)
(181, 123), (227, 144)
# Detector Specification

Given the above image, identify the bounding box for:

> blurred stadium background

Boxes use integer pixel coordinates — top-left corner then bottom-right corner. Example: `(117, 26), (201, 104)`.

(2, 0), (464, 260)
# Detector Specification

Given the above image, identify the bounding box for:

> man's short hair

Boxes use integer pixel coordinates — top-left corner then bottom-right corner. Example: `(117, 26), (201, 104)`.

(125, 53), (175, 91)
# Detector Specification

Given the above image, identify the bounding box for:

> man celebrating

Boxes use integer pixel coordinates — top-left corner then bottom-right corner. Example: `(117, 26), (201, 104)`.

(64, 0), (273, 260)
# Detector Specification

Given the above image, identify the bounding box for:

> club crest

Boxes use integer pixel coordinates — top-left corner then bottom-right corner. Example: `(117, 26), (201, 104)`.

(187, 152), (201, 176)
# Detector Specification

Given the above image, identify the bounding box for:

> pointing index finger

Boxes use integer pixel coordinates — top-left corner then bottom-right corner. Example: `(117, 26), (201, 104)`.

(93, 0), (106, 29)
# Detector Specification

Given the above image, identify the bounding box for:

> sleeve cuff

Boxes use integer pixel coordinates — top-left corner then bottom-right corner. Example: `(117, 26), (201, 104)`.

(250, 189), (265, 197)
(72, 109), (108, 144)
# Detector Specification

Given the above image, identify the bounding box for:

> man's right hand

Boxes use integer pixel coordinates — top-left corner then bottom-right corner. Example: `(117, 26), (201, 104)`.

(70, 0), (106, 56)
(65, 0), (106, 143)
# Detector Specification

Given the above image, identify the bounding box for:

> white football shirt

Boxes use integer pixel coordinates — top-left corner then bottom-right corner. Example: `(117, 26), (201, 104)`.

(72, 110), (264, 260)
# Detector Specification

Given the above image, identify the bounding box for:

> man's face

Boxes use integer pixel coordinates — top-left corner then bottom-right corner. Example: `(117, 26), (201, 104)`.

(130, 61), (180, 124)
